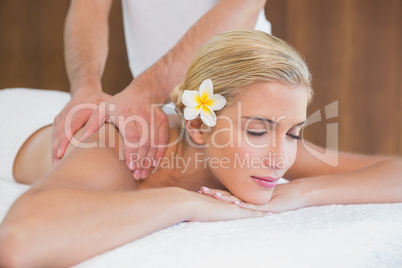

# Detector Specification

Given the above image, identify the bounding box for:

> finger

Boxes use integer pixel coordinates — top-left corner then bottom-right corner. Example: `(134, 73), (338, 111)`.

(200, 186), (215, 197)
(233, 201), (273, 214)
(220, 205), (271, 221)
(142, 113), (161, 177)
(145, 122), (158, 167)
(212, 192), (242, 204)
(135, 144), (149, 180)
(200, 187), (232, 197)
(141, 139), (156, 180)
(57, 108), (94, 158)
(200, 187), (241, 205)
(153, 118), (169, 167)
(54, 136), (69, 161)
(236, 206), (273, 218)
(134, 120), (151, 180)
(80, 103), (106, 141)
(200, 187), (273, 214)
(52, 110), (76, 162)
(122, 121), (141, 177)
(139, 111), (158, 179)
(51, 118), (65, 162)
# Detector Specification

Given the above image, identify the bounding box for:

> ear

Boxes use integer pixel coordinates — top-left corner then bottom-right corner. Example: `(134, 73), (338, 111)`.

(185, 119), (206, 145)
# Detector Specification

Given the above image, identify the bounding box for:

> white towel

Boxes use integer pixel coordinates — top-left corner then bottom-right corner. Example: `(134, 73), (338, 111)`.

(0, 179), (401, 267)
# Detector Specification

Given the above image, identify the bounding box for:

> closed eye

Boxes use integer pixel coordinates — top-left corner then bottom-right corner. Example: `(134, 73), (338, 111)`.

(286, 133), (301, 140)
(246, 130), (267, 137)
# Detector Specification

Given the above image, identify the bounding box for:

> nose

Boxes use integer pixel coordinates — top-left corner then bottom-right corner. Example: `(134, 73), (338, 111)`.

(264, 135), (288, 170)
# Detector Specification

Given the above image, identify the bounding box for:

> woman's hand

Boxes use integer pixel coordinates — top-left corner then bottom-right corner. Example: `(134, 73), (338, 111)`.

(199, 179), (309, 214)
(187, 189), (270, 222)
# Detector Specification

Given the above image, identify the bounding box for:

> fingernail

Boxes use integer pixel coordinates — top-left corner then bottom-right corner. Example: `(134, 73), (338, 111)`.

(56, 148), (62, 158)
(266, 212), (273, 216)
(79, 132), (87, 142)
(129, 161), (136, 170)
(133, 170), (141, 180)
(154, 158), (161, 167)
(141, 169), (147, 179)
(214, 192), (222, 197)
(152, 160), (158, 167)
(232, 200), (241, 205)
(201, 186), (209, 192)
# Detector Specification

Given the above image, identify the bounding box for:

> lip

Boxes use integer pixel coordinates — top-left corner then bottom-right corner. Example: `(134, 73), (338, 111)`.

(251, 176), (279, 189)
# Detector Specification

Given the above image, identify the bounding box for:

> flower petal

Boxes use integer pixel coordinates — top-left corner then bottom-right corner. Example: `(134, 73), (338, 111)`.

(182, 90), (202, 108)
(199, 79), (213, 102)
(205, 94), (227, 111)
(184, 105), (201, 120)
(200, 104), (217, 127)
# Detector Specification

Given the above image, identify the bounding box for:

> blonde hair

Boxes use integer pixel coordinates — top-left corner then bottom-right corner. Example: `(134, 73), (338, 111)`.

(171, 30), (312, 113)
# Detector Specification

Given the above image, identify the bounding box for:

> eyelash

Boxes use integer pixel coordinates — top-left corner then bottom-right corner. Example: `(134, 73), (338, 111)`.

(246, 130), (301, 140)
(246, 130), (267, 137)
(286, 133), (301, 140)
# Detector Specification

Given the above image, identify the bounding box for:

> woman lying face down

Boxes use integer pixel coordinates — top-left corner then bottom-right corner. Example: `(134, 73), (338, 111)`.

(128, 29), (312, 205)
(149, 30), (309, 204)
(0, 30), (401, 267)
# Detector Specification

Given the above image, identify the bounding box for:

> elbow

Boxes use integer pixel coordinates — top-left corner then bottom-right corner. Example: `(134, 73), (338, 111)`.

(0, 224), (22, 267)
(0, 222), (40, 267)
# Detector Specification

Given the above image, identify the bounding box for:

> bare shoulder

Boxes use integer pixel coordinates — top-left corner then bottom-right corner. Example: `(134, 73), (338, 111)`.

(33, 123), (136, 192)
(15, 113), (181, 191)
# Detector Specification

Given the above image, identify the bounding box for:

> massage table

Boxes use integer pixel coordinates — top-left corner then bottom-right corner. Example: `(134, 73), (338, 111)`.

(1, 178), (401, 267)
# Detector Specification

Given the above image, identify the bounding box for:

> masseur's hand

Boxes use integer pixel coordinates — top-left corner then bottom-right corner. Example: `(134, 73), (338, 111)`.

(200, 180), (309, 213)
(52, 88), (111, 164)
(80, 83), (170, 180)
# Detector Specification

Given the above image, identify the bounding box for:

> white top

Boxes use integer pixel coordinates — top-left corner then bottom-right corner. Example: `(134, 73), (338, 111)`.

(122, 0), (271, 76)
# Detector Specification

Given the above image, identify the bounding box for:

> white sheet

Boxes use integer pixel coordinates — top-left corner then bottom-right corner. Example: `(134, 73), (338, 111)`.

(0, 179), (401, 267)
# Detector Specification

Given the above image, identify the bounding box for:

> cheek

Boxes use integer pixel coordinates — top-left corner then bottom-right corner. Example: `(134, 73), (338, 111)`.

(205, 125), (253, 163)
(204, 129), (248, 184)
(285, 140), (298, 169)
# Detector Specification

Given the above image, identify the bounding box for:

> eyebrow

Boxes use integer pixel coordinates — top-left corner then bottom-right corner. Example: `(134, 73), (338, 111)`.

(241, 116), (306, 128)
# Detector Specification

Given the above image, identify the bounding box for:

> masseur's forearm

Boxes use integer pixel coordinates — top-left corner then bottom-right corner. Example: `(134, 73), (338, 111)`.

(134, 0), (267, 103)
(0, 187), (190, 267)
(64, 0), (113, 95)
(304, 158), (402, 206)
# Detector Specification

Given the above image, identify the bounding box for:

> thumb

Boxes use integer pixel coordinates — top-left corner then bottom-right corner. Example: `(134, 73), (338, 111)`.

(80, 102), (107, 141)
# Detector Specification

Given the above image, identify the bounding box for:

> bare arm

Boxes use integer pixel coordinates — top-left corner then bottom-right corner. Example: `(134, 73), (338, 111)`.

(132, 0), (268, 103)
(65, 0), (267, 101)
(52, 0), (113, 164)
(0, 125), (266, 267)
(81, 0), (268, 179)
(254, 141), (402, 212)
(283, 141), (402, 206)
(0, 187), (191, 266)
(64, 0), (113, 95)
(201, 141), (402, 213)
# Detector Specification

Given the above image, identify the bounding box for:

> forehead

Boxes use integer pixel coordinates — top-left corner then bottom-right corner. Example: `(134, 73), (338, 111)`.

(226, 81), (308, 122)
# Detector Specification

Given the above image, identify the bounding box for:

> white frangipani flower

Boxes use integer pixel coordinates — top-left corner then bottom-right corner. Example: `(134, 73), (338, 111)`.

(182, 79), (226, 127)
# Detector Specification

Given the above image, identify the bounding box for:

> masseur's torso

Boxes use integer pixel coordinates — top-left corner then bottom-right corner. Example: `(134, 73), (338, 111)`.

(122, 0), (271, 76)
